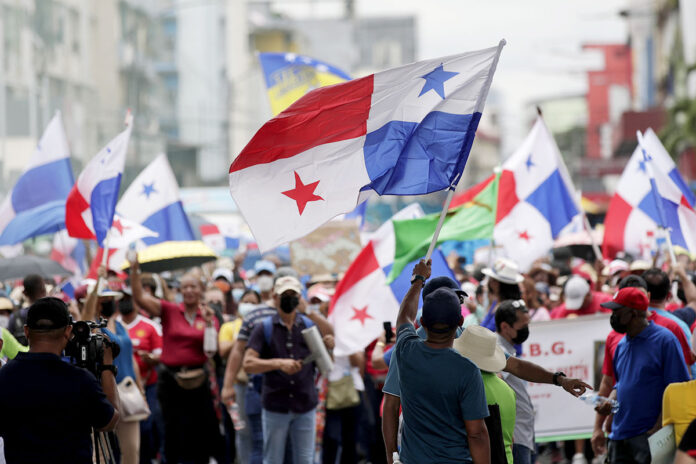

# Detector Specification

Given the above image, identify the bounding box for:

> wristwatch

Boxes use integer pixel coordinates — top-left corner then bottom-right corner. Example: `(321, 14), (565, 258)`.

(99, 364), (118, 377)
(552, 371), (566, 386)
(410, 274), (426, 285)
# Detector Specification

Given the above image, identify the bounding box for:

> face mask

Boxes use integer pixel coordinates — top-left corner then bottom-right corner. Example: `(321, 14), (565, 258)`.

(257, 275), (274, 293)
(307, 303), (321, 314)
(280, 294), (299, 314)
(232, 288), (245, 303)
(238, 303), (258, 318)
(207, 302), (223, 314)
(118, 299), (135, 315)
(512, 326), (530, 344)
(100, 300), (116, 318)
(610, 311), (631, 334)
(214, 280), (231, 293)
(0, 315), (8, 329)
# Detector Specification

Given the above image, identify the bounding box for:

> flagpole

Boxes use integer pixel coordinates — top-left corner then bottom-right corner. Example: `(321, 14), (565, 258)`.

(425, 174), (461, 261)
(636, 130), (677, 264)
(577, 191), (602, 262)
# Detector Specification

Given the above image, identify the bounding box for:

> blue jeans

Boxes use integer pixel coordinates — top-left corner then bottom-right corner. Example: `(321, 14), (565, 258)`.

(248, 412), (263, 464)
(262, 408), (316, 464)
(234, 383), (253, 463)
(513, 444), (533, 464)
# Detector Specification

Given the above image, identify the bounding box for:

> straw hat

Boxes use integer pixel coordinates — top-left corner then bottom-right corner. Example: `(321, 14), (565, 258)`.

(482, 258), (524, 285)
(453, 325), (507, 373)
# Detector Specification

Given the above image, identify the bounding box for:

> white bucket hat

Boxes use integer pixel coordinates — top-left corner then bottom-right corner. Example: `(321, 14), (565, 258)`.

(453, 325), (507, 373)
(482, 258), (524, 285)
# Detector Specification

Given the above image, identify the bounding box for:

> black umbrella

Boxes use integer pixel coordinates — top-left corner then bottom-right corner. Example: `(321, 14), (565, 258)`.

(0, 255), (71, 281)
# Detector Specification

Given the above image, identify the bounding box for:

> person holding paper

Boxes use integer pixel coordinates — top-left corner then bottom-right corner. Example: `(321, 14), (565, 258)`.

(243, 275), (334, 464)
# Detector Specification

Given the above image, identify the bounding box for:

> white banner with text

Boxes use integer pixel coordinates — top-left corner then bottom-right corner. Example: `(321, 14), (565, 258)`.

(522, 314), (612, 441)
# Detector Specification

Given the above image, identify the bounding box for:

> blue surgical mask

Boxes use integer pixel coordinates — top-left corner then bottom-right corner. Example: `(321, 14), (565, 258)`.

(232, 288), (244, 303)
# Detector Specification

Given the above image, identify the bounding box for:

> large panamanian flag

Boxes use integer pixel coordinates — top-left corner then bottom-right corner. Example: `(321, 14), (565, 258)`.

(602, 128), (696, 259)
(230, 41), (505, 252)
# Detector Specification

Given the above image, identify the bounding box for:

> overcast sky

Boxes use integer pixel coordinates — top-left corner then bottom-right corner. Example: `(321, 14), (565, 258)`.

(274, 0), (631, 153)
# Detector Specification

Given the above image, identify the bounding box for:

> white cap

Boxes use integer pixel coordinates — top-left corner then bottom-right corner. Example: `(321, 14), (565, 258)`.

(603, 259), (629, 276)
(212, 268), (233, 283)
(564, 275), (590, 310)
(273, 276), (303, 296)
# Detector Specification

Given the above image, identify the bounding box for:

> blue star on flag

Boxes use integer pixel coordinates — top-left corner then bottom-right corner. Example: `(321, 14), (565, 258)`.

(418, 64), (458, 99)
(638, 149), (652, 173)
(525, 153), (535, 170)
(141, 182), (157, 199)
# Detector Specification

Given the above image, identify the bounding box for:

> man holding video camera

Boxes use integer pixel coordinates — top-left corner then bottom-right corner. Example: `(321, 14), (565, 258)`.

(0, 297), (120, 464)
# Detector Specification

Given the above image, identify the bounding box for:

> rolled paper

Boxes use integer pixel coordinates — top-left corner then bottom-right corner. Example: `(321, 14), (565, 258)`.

(301, 325), (333, 376)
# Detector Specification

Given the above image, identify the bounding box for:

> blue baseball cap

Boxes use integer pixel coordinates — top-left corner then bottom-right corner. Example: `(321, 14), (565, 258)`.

(423, 276), (468, 299)
(421, 288), (462, 333)
(254, 260), (276, 275)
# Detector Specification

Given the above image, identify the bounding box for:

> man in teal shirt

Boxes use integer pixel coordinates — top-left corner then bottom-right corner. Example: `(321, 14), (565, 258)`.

(392, 259), (490, 464)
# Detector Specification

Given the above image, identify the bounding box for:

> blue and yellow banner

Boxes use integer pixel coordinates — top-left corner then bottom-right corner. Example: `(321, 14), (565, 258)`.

(258, 52), (351, 115)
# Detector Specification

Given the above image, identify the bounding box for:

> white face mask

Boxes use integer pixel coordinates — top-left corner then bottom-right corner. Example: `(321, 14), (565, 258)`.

(0, 315), (8, 329)
(257, 275), (274, 293)
(232, 288), (244, 303)
(238, 303), (258, 318)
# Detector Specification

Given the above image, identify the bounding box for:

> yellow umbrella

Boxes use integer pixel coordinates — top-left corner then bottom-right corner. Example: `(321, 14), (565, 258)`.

(121, 241), (218, 273)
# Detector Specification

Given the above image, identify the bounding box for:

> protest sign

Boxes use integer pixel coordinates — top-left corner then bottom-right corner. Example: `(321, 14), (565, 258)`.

(523, 314), (612, 441)
(290, 221), (362, 276)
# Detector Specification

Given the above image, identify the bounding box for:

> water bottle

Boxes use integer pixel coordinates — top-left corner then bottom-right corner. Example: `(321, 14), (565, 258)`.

(227, 402), (246, 431)
(579, 392), (619, 414)
(203, 326), (217, 357)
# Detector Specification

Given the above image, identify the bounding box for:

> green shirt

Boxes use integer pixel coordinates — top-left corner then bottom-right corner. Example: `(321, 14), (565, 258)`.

(481, 371), (516, 464)
(1, 327), (29, 361)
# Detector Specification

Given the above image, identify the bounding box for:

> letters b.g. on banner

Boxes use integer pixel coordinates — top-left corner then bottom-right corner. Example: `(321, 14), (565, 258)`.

(523, 314), (612, 441)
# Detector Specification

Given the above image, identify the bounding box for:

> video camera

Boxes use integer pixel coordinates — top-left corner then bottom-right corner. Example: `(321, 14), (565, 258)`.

(65, 319), (120, 375)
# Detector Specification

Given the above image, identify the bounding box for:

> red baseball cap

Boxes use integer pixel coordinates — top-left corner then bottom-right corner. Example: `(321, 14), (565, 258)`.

(600, 287), (649, 311)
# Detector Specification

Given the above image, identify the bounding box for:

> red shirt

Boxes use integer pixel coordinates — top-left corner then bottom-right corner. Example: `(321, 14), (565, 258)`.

(122, 314), (162, 386)
(602, 311), (694, 379)
(550, 291), (613, 319)
(160, 300), (219, 367)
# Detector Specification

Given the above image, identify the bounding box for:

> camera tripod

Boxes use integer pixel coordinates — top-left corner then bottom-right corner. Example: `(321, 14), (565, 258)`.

(92, 428), (117, 464)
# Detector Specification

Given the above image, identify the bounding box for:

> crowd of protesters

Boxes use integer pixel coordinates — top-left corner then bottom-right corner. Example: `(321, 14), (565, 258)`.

(1, 246), (696, 464)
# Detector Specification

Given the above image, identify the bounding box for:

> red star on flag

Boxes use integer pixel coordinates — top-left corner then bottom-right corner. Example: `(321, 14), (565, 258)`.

(518, 230), (532, 241)
(112, 218), (130, 235)
(350, 305), (373, 326)
(282, 171), (324, 215)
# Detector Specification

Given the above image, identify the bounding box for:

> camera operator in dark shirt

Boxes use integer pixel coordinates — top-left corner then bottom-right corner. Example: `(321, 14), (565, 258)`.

(0, 297), (120, 464)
